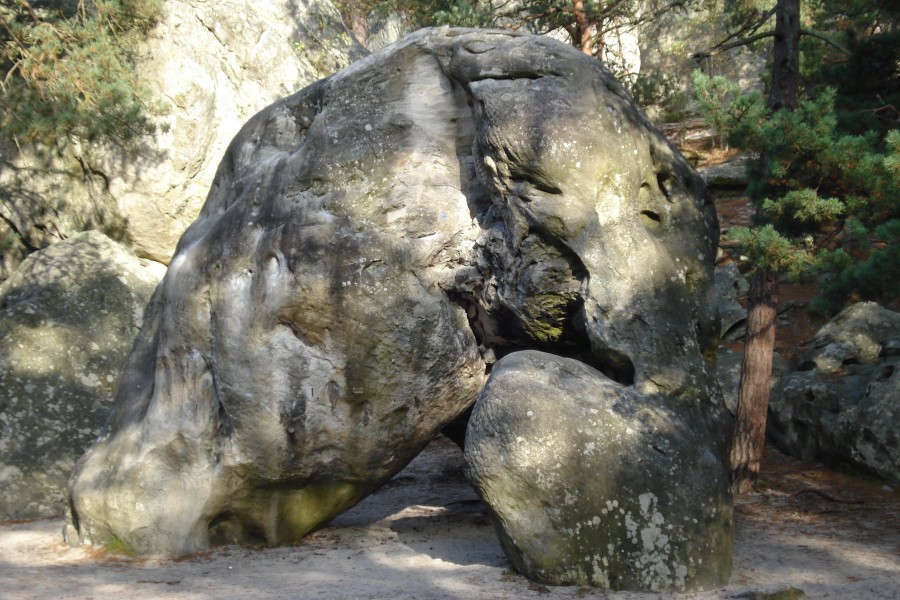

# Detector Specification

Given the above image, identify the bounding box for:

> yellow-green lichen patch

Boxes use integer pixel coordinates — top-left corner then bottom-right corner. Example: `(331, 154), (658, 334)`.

(272, 481), (366, 545)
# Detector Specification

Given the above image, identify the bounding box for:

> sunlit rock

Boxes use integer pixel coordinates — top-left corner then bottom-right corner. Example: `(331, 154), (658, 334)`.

(65, 28), (730, 584)
(466, 351), (732, 592)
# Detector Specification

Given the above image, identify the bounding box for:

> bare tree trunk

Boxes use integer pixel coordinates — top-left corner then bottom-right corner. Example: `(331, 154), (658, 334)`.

(349, 10), (368, 48)
(730, 0), (800, 495)
(768, 0), (801, 111)
(572, 0), (594, 56)
(730, 269), (779, 494)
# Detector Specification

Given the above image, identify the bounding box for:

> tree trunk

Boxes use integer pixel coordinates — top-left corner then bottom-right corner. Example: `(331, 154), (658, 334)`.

(768, 0), (801, 111)
(572, 0), (594, 56)
(730, 0), (801, 495)
(730, 269), (780, 494)
(349, 10), (368, 48)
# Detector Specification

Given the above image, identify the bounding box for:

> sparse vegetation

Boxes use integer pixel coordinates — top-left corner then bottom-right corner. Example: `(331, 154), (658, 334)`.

(104, 535), (136, 556)
(0, 0), (166, 153)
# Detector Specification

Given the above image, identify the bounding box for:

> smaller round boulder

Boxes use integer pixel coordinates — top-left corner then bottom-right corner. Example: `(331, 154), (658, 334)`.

(0, 231), (165, 519)
(464, 351), (732, 592)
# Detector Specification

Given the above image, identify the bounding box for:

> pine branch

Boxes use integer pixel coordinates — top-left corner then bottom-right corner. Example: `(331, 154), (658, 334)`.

(694, 27), (850, 61)
(798, 28), (850, 56)
(506, 5), (567, 31)
(694, 6), (777, 61)
(693, 30), (777, 61)
(18, 0), (40, 24)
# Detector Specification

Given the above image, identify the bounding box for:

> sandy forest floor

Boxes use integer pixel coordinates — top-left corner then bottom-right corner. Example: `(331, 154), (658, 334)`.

(2, 437), (898, 599)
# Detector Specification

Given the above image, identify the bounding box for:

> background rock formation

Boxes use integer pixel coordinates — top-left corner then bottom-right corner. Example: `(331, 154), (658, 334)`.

(0, 232), (164, 519)
(769, 302), (900, 483)
(466, 351), (732, 592)
(0, 0), (363, 274)
(65, 27), (729, 589)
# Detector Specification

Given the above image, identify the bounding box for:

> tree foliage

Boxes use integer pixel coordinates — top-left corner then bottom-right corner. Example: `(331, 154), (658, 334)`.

(0, 0), (164, 151)
(693, 71), (900, 312)
(336, 0), (698, 117)
(696, 0), (900, 132)
(337, 1), (691, 59)
(805, 1), (900, 135)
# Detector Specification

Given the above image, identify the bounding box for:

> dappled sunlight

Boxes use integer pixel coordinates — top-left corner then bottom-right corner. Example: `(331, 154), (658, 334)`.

(732, 518), (900, 593)
(2, 438), (897, 598)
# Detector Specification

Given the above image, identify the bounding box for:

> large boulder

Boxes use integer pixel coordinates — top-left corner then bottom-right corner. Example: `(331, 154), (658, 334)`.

(65, 28), (728, 568)
(0, 0), (363, 273)
(0, 231), (164, 519)
(465, 351), (732, 592)
(769, 302), (900, 483)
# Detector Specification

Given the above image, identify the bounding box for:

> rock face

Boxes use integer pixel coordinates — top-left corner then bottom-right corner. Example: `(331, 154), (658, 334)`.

(698, 158), (749, 190)
(716, 348), (791, 414)
(715, 262), (748, 341)
(108, 0), (364, 262)
(769, 302), (900, 483)
(466, 352), (732, 592)
(65, 27), (729, 579)
(0, 231), (165, 519)
(0, 0), (363, 273)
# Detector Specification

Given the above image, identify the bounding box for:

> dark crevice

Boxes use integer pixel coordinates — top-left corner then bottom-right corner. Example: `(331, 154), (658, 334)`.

(588, 346), (636, 386)
(640, 210), (662, 223)
(796, 359), (816, 372)
(67, 494), (80, 533)
(207, 511), (268, 547)
(875, 364), (894, 382)
(207, 297), (234, 439)
(639, 209), (664, 235)
(721, 318), (747, 343)
(441, 405), (473, 449)
(657, 172), (673, 201)
(460, 71), (549, 83)
(511, 175), (564, 196)
(449, 284), (634, 386)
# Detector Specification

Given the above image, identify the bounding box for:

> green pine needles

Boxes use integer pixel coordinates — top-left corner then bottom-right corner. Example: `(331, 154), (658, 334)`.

(693, 71), (899, 312)
(0, 0), (165, 151)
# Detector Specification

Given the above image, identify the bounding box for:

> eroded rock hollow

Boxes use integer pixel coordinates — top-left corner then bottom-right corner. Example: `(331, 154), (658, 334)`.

(65, 28), (731, 590)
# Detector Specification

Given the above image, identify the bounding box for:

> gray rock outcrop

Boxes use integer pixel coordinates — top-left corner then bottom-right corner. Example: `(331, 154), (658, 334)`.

(698, 158), (749, 190)
(769, 302), (900, 483)
(715, 262), (748, 340)
(466, 351), (732, 592)
(65, 27), (729, 585)
(716, 347), (791, 414)
(0, 0), (363, 273)
(0, 231), (164, 519)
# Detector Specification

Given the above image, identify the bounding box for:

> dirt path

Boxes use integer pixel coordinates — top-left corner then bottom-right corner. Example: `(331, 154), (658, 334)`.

(2, 438), (898, 599)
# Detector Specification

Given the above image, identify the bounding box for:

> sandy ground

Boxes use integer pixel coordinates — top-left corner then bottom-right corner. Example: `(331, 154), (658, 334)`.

(1, 437), (898, 600)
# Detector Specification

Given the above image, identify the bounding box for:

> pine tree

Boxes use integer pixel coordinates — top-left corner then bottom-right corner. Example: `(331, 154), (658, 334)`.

(336, 1), (693, 61)
(694, 0), (899, 494)
(0, 0), (164, 152)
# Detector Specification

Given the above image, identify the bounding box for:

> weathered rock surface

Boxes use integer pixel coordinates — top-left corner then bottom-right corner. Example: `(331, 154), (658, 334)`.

(0, 231), (165, 519)
(698, 158), (749, 190)
(795, 301), (900, 373)
(466, 352), (732, 592)
(0, 0), (363, 273)
(769, 302), (900, 483)
(716, 347), (791, 414)
(65, 27), (728, 575)
(715, 262), (748, 340)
